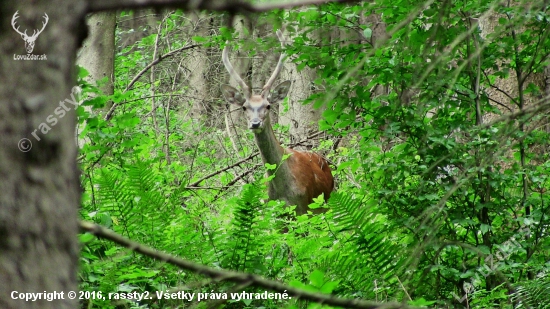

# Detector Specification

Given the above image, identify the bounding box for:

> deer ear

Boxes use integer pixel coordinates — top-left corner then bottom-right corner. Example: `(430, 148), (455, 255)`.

(268, 80), (291, 103)
(221, 85), (246, 106)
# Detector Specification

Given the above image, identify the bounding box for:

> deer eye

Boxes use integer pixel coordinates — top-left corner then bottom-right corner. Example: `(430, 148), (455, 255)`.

(266, 104), (271, 110)
(242, 106), (247, 111)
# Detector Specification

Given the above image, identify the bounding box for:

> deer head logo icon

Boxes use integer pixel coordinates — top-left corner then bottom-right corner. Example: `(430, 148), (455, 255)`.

(11, 11), (49, 54)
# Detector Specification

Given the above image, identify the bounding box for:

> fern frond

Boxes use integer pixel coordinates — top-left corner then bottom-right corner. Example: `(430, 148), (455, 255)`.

(223, 183), (265, 272)
(124, 162), (170, 241)
(96, 166), (132, 234)
(94, 162), (173, 244)
(327, 192), (406, 290)
(511, 275), (550, 309)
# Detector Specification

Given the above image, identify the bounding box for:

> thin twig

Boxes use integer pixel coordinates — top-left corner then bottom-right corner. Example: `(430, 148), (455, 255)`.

(211, 166), (260, 201)
(396, 276), (412, 301)
(188, 152), (260, 188)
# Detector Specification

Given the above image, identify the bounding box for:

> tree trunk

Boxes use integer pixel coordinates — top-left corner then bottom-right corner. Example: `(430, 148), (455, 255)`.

(0, 2), (85, 309)
(76, 11), (116, 147)
(77, 11), (116, 96)
(279, 27), (322, 149)
(118, 10), (160, 52)
(186, 12), (211, 122)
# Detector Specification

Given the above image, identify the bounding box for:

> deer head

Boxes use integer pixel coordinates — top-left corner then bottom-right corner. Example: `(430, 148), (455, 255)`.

(221, 30), (291, 133)
(11, 11), (49, 54)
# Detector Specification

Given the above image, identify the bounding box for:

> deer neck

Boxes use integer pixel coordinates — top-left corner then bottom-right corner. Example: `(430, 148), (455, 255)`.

(254, 124), (287, 175)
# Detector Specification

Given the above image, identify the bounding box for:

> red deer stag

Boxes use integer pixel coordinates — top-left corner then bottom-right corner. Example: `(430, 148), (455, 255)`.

(220, 30), (334, 216)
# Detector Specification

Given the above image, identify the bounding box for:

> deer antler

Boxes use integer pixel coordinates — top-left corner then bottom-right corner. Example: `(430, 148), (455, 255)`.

(32, 13), (49, 39)
(222, 40), (251, 99)
(11, 12), (49, 39)
(11, 11), (26, 37)
(261, 30), (286, 98)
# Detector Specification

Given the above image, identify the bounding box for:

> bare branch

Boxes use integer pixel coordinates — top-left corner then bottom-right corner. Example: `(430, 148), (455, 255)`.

(80, 220), (413, 309)
(187, 152), (259, 187)
(104, 44), (199, 121)
(211, 165), (260, 201)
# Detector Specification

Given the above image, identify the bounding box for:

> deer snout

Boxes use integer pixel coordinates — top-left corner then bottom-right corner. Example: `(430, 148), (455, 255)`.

(249, 119), (262, 129)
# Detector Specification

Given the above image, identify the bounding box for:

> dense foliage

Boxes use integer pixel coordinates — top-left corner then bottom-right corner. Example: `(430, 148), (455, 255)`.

(78, 1), (550, 308)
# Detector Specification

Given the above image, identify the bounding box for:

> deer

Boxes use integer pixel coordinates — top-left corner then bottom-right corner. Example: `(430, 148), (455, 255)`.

(220, 30), (334, 216)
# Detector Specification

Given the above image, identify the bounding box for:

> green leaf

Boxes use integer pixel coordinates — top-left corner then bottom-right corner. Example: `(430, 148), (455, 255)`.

(121, 138), (140, 148)
(192, 36), (207, 42)
(78, 233), (95, 243)
(310, 269), (325, 287)
(320, 281), (339, 294)
(82, 96), (107, 108)
(424, 8), (437, 16)
(408, 298), (436, 306)
(265, 163), (277, 170)
(480, 224), (491, 234)
(105, 247), (118, 256)
(111, 90), (131, 103)
(78, 66), (89, 78)
(311, 193), (325, 206)
(363, 28), (373, 38)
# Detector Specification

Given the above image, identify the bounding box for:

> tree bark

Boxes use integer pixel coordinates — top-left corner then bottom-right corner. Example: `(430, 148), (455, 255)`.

(76, 11), (116, 147)
(0, 1), (85, 309)
(77, 11), (116, 96)
(187, 12), (212, 122)
(279, 27), (322, 148)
